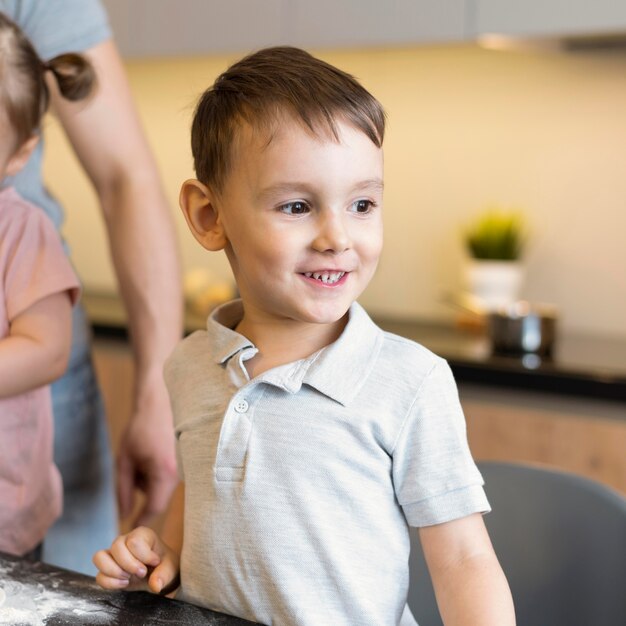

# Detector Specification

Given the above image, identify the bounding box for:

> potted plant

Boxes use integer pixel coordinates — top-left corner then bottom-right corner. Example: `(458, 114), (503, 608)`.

(463, 208), (527, 310)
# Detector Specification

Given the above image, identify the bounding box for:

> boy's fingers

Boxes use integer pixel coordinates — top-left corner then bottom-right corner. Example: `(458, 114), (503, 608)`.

(93, 528), (177, 595)
(95, 571), (131, 590)
(125, 527), (163, 566)
(93, 550), (135, 590)
(108, 533), (153, 578)
(147, 556), (181, 595)
(93, 549), (131, 580)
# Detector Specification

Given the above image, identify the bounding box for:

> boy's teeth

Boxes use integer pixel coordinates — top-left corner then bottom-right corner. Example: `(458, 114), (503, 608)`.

(304, 271), (345, 284)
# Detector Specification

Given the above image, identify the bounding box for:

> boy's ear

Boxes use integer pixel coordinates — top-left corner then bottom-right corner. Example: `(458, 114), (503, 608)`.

(179, 179), (227, 251)
(5, 135), (39, 177)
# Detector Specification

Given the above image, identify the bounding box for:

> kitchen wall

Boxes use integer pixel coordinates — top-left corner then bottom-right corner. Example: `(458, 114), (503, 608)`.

(43, 44), (626, 337)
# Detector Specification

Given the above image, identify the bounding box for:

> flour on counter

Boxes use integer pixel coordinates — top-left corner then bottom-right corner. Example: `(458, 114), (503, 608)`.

(0, 560), (117, 625)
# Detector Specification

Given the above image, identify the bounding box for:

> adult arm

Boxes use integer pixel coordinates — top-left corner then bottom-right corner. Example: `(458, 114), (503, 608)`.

(49, 39), (183, 525)
(418, 513), (516, 625)
(0, 292), (72, 398)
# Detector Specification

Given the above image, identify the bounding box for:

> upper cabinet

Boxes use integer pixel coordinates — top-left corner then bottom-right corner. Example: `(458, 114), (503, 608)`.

(103, 0), (626, 58)
(101, 0), (285, 58)
(102, 0), (470, 58)
(282, 0), (469, 49)
(471, 0), (626, 38)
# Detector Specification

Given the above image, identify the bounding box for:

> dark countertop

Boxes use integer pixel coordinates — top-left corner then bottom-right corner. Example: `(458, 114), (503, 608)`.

(83, 292), (626, 403)
(376, 318), (626, 402)
(0, 552), (256, 625)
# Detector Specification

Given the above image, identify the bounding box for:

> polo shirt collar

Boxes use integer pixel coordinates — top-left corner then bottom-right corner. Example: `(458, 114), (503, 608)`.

(207, 300), (255, 364)
(303, 302), (383, 406)
(206, 300), (383, 406)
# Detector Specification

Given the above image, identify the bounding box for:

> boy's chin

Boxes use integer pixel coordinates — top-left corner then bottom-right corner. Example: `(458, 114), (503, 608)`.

(297, 307), (351, 327)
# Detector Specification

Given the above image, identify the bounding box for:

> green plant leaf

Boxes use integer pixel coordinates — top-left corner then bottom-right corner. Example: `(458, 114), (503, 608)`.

(465, 209), (526, 260)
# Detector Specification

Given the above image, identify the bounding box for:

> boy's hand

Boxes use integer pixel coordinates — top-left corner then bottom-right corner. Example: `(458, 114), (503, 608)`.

(93, 526), (180, 595)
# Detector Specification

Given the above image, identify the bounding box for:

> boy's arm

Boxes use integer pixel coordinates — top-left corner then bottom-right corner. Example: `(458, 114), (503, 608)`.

(161, 481), (185, 557)
(0, 292), (72, 398)
(418, 513), (516, 626)
(93, 482), (184, 594)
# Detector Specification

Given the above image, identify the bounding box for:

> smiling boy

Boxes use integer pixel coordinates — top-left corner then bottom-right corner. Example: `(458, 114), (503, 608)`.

(94, 47), (514, 626)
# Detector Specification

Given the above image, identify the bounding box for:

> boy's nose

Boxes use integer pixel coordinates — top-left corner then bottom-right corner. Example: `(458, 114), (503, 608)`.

(312, 213), (351, 254)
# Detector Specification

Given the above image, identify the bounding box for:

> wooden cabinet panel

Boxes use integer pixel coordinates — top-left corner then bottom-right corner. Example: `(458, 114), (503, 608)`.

(92, 338), (134, 455)
(461, 384), (626, 495)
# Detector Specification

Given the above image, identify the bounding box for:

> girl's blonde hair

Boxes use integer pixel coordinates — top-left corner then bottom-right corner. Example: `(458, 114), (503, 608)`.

(0, 12), (95, 147)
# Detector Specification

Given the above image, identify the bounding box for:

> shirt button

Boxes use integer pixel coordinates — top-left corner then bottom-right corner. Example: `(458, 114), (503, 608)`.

(234, 399), (249, 413)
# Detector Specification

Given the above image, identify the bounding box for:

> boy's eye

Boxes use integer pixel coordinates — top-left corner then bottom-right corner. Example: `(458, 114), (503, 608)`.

(351, 199), (375, 214)
(279, 201), (309, 215)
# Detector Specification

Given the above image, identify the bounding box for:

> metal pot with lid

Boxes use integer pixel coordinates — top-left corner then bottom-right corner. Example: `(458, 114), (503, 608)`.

(442, 292), (559, 356)
(488, 301), (558, 356)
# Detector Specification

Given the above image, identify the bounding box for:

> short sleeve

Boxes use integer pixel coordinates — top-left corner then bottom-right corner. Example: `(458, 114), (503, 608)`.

(8, 0), (112, 59)
(3, 208), (80, 321)
(392, 358), (490, 527)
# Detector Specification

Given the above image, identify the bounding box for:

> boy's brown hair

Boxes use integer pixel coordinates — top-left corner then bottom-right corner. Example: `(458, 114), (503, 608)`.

(191, 46), (386, 192)
(0, 12), (95, 147)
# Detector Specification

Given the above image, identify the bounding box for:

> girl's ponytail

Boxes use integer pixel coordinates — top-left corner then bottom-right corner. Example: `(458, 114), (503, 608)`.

(0, 12), (96, 145)
(44, 53), (96, 102)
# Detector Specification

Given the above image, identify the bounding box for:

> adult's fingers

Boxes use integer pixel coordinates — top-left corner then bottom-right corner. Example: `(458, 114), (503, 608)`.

(133, 467), (178, 528)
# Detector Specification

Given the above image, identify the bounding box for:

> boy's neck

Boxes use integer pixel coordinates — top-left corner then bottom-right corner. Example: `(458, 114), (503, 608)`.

(234, 311), (349, 379)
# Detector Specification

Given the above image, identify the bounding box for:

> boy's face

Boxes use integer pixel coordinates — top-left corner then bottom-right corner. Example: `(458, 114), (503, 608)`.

(213, 115), (383, 330)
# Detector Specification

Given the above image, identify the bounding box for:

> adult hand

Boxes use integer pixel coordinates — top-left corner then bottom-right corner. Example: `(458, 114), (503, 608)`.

(117, 378), (178, 527)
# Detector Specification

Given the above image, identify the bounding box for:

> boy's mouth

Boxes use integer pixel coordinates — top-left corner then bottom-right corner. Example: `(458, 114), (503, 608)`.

(302, 271), (346, 285)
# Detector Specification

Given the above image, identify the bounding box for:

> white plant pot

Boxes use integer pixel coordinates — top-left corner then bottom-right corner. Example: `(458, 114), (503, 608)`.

(464, 260), (524, 311)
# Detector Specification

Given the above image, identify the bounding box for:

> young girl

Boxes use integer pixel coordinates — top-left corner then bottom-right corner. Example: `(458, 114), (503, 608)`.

(0, 12), (95, 559)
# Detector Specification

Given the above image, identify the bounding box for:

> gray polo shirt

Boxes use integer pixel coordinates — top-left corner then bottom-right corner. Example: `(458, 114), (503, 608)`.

(165, 300), (489, 626)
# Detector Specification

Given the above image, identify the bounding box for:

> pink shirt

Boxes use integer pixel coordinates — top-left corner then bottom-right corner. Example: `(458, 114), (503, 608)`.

(0, 187), (80, 555)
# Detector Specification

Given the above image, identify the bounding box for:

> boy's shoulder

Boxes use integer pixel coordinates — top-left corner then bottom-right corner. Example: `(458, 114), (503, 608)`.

(164, 311), (250, 388)
(348, 301), (444, 375)
(172, 327), (213, 353)
(375, 325), (448, 387)
(379, 326), (442, 365)
(345, 303), (450, 395)
(164, 328), (214, 377)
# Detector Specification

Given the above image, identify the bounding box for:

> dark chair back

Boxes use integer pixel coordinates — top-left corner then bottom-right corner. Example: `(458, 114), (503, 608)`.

(407, 461), (626, 626)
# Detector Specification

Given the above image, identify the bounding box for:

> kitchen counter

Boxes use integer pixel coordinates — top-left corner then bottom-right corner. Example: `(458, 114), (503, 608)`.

(83, 292), (626, 403)
(377, 318), (626, 402)
(0, 552), (256, 625)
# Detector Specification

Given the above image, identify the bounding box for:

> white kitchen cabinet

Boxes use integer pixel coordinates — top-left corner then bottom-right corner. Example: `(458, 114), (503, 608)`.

(282, 0), (468, 49)
(102, 0), (285, 58)
(102, 0), (469, 58)
(472, 0), (626, 38)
